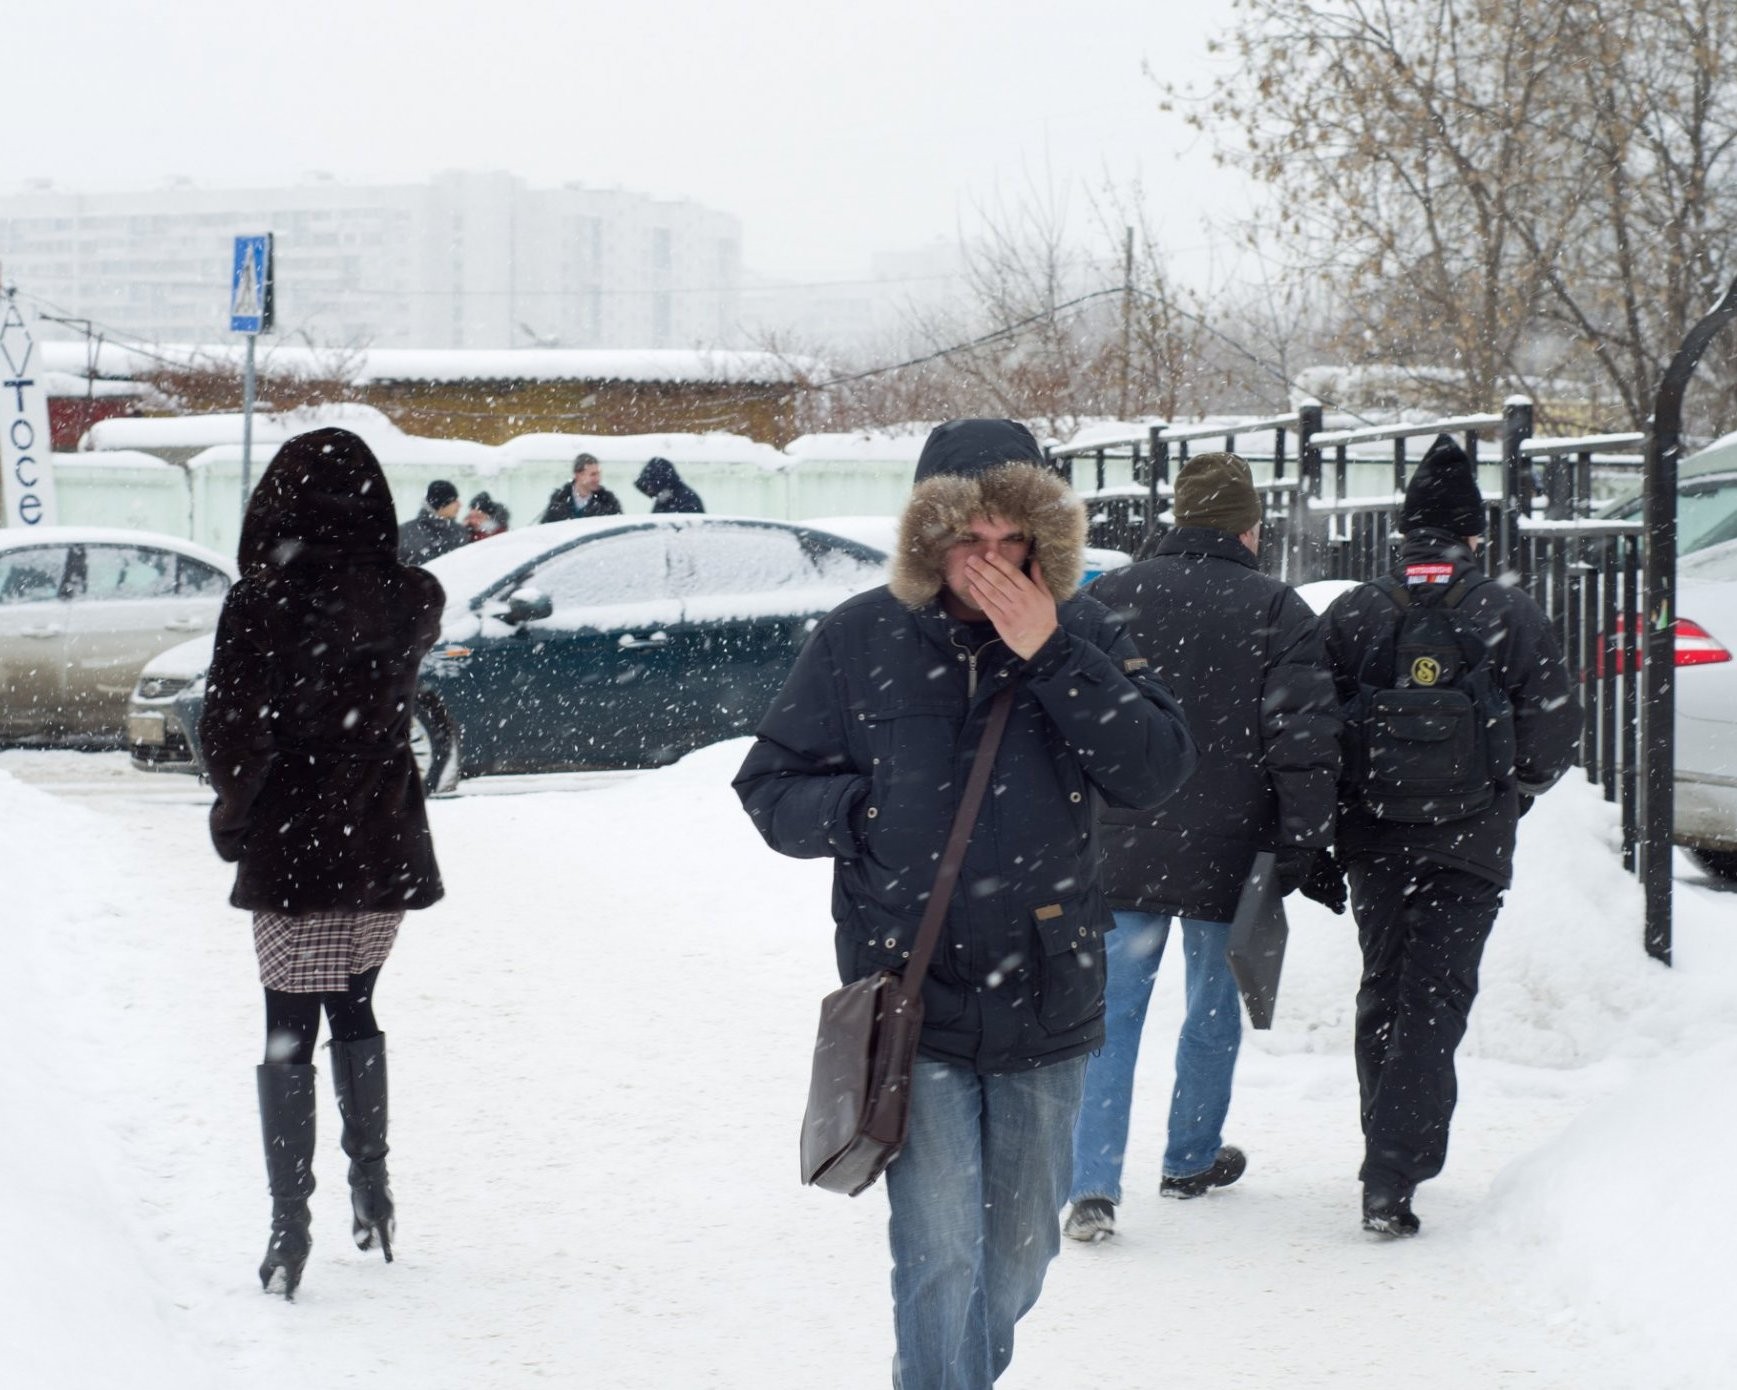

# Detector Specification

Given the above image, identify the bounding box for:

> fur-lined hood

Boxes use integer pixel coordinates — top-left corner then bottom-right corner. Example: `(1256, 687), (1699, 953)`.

(888, 462), (1087, 608)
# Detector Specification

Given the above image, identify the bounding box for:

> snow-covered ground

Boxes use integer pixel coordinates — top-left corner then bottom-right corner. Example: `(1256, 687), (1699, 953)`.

(4, 745), (1735, 1388)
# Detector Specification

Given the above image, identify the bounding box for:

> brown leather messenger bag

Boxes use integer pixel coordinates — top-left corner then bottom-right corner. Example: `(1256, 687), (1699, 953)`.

(799, 687), (1016, 1196)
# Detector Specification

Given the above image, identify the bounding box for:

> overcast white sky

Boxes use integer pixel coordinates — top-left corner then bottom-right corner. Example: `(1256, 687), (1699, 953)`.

(9, 0), (1252, 286)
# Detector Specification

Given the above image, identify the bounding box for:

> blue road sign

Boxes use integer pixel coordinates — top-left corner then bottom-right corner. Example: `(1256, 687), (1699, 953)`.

(230, 234), (274, 334)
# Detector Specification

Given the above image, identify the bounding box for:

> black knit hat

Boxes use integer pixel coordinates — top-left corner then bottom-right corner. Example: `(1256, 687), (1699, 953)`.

(913, 419), (1045, 485)
(426, 479), (459, 509)
(1402, 435), (1486, 537)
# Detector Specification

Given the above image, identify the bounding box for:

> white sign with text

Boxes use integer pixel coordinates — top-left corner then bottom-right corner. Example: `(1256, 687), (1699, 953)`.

(0, 300), (57, 527)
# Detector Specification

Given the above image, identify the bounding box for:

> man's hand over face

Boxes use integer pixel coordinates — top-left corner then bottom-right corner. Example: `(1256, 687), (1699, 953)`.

(964, 553), (1058, 660)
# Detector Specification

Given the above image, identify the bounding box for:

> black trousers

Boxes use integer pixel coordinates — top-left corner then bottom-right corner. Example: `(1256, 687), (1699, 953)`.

(264, 966), (382, 1067)
(1347, 855), (1504, 1195)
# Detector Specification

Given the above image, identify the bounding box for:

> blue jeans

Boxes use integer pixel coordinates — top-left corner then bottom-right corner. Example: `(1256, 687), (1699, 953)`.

(1070, 911), (1242, 1203)
(886, 1055), (1086, 1390)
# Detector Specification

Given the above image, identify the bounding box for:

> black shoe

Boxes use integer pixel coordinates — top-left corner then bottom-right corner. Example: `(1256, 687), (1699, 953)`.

(1361, 1189), (1421, 1238)
(1160, 1146), (1247, 1199)
(1063, 1198), (1116, 1242)
(259, 1198), (312, 1298)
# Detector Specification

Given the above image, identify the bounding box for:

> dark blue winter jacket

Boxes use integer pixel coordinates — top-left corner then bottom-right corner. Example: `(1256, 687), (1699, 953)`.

(734, 586), (1197, 1072)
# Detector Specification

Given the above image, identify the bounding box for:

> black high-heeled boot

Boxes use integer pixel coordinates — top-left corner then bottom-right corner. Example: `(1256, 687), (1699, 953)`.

(330, 1033), (395, 1262)
(257, 1063), (317, 1298)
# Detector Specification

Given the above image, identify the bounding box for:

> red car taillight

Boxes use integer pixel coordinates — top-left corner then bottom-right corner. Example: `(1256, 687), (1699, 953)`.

(1591, 615), (1732, 676)
(1674, 618), (1734, 667)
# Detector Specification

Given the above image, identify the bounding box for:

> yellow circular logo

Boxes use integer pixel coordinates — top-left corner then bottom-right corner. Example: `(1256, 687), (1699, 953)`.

(1411, 656), (1441, 686)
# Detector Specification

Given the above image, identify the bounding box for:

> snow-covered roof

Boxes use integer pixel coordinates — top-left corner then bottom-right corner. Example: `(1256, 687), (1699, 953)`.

(80, 403), (397, 451)
(40, 341), (819, 388)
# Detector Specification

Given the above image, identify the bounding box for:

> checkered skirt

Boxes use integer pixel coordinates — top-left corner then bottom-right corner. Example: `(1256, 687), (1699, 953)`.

(252, 908), (405, 992)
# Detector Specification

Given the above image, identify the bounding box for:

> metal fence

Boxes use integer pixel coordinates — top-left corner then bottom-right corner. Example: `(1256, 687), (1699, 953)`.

(1048, 401), (1653, 932)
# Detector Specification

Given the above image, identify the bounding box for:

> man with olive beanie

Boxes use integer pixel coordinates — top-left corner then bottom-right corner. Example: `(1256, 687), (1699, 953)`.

(1065, 452), (1343, 1243)
(1321, 434), (1578, 1237)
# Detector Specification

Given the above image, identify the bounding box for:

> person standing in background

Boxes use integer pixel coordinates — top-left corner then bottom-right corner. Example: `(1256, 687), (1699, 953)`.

(541, 452), (622, 522)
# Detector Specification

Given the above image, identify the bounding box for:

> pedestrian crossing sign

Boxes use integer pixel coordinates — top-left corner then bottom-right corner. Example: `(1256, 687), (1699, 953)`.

(230, 233), (274, 334)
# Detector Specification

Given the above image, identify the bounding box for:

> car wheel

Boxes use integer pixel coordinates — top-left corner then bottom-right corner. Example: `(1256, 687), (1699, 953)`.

(1691, 847), (1737, 883)
(411, 703), (459, 796)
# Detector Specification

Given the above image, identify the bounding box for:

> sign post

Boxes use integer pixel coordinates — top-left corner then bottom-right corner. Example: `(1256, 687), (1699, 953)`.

(230, 233), (274, 529)
(0, 286), (58, 527)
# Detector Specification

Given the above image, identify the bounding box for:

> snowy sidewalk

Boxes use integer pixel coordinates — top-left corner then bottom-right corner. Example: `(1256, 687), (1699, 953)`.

(4, 747), (1734, 1388)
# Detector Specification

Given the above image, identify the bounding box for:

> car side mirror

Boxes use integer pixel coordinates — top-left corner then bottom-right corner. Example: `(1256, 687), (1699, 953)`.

(503, 587), (553, 624)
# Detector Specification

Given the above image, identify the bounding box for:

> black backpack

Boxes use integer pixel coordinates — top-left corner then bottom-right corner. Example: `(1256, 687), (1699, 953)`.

(1345, 572), (1516, 824)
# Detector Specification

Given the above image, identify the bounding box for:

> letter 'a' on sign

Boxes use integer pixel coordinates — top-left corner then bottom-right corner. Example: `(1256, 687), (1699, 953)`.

(230, 233), (274, 334)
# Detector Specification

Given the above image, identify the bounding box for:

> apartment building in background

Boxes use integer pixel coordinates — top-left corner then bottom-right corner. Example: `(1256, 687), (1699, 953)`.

(0, 171), (743, 351)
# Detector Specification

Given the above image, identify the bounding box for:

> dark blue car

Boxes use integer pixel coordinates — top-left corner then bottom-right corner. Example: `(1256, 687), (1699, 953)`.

(128, 515), (887, 789)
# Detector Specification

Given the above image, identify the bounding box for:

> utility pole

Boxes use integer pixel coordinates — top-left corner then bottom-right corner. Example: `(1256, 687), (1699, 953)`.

(1118, 226), (1134, 421)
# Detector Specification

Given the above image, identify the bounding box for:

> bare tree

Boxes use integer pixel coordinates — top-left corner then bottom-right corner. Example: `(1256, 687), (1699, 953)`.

(1194, 0), (1737, 431)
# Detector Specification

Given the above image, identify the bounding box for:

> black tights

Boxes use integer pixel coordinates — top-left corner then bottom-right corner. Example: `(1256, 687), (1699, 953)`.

(263, 966), (382, 1066)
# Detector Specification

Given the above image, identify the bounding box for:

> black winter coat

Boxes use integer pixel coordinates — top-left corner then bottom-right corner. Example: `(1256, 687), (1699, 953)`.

(1089, 527), (1342, 921)
(540, 483), (623, 523)
(634, 457), (705, 514)
(1322, 530), (1580, 886)
(201, 428), (446, 914)
(397, 506), (468, 565)
(733, 587), (1197, 1073)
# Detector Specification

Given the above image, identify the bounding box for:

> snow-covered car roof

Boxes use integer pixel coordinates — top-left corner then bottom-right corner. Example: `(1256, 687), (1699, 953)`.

(0, 525), (237, 577)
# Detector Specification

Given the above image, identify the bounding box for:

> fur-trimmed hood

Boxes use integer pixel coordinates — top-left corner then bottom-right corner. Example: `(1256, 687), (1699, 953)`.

(889, 462), (1087, 607)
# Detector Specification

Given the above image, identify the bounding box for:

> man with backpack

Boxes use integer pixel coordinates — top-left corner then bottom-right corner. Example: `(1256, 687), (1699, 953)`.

(1321, 434), (1579, 1238)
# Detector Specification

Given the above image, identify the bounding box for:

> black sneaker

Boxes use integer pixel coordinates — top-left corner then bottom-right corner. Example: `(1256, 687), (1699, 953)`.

(1361, 1189), (1421, 1238)
(1063, 1198), (1116, 1242)
(1160, 1146), (1247, 1199)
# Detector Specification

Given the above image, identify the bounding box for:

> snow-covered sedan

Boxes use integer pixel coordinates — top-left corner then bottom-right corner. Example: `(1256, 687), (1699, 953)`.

(129, 515), (886, 788)
(0, 526), (235, 746)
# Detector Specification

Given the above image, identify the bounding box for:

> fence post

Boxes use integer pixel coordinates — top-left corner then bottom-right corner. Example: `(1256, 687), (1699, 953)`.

(1640, 275), (1737, 964)
(1500, 397), (1534, 578)
(1297, 401), (1325, 580)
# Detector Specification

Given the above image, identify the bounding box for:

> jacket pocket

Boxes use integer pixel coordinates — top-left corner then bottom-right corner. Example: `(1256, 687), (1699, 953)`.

(1030, 894), (1107, 1035)
(842, 896), (967, 1028)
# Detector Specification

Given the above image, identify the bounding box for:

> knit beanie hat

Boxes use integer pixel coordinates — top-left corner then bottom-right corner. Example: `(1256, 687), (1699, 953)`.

(913, 419), (1045, 485)
(426, 479), (459, 509)
(1172, 452), (1262, 533)
(1401, 435), (1486, 536)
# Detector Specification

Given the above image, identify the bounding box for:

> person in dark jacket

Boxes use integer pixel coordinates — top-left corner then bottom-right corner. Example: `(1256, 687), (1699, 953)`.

(1063, 452), (1343, 1243)
(735, 419), (1196, 1389)
(464, 490), (510, 541)
(634, 456), (705, 513)
(397, 479), (468, 564)
(540, 452), (623, 522)
(201, 427), (446, 1299)
(1322, 434), (1579, 1237)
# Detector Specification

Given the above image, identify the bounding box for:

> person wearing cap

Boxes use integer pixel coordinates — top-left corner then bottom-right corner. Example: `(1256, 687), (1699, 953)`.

(464, 491), (511, 542)
(397, 479), (469, 564)
(540, 452), (623, 522)
(1062, 452), (1344, 1244)
(734, 419), (1196, 1388)
(1321, 434), (1578, 1237)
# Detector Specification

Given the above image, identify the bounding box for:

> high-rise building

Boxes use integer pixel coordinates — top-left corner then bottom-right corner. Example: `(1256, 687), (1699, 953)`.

(0, 171), (742, 351)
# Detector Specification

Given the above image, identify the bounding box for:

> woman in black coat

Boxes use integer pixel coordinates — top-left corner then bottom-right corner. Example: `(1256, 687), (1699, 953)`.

(200, 427), (445, 1299)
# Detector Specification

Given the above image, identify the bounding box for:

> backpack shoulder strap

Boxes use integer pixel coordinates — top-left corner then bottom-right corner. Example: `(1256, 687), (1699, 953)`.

(1438, 572), (1488, 611)
(1370, 573), (1411, 611)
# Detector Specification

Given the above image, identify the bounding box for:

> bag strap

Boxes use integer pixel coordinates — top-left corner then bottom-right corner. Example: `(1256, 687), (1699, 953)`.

(896, 687), (1017, 1009)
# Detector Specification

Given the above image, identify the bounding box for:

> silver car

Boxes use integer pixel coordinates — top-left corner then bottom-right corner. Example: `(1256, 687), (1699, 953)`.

(0, 526), (235, 745)
(1674, 539), (1737, 879)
